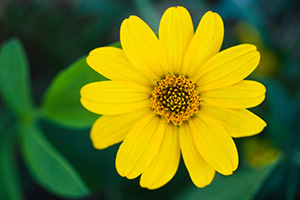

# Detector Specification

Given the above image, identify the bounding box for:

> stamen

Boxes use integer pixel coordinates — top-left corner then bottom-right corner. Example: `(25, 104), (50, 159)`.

(150, 75), (201, 125)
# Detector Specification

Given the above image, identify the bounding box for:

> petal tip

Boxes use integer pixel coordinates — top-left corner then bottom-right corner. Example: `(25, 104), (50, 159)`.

(205, 10), (213, 14)
(203, 10), (222, 19)
(256, 50), (261, 62)
(115, 157), (126, 178)
(201, 10), (215, 21)
(120, 18), (129, 31)
(128, 15), (142, 23)
(139, 179), (155, 190)
(79, 86), (85, 96)
(261, 119), (267, 127)
(176, 5), (188, 11)
(247, 44), (258, 51)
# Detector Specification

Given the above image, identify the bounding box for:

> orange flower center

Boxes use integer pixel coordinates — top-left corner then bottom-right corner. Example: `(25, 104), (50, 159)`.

(150, 75), (201, 125)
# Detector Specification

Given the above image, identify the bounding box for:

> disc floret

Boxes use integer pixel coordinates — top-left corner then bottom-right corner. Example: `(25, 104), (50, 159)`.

(150, 75), (201, 125)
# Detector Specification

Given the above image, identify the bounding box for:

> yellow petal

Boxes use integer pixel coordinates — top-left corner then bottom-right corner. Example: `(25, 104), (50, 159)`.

(200, 105), (267, 138)
(201, 80), (266, 108)
(80, 81), (150, 115)
(115, 113), (165, 179)
(91, 108), (151, 149)
(159, 6), (194, 75)
(195, 44), (260, 91)
(189, 113), (239, 175)
(140, 124), (180, 189)
(182, 11), (223, 78)
(120, 16), (168, 80)
(179, 123), (215, 188)
(87, 47), (153, 87)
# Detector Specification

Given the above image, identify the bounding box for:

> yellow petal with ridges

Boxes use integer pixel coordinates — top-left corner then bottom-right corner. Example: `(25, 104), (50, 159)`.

(80, 81), (149, 115)
(87, 47), (153, 87)
(159, 6), (194, 75)
(200, 105), (266, 138)
(179, 123), (215, 188)
(140, 124), (180, 189)
(195, 44), (260, 91)
(91, 108), (151, 149)
(116, 113), (165, 179)
(189, 113), (239, 175)
(121, 16), (168, 80)
(201, 80), (266, 108)
(182, 11), (223, 78)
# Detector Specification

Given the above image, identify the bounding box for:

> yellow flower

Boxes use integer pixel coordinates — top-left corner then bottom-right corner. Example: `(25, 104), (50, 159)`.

(80, 6), (267, 189)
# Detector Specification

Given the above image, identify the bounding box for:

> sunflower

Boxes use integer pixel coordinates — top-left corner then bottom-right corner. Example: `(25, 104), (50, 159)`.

(80, 6), (266, 189)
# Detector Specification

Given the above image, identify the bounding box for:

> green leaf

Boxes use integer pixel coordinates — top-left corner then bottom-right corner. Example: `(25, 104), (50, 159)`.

(19, 122), (90, 198)
(176, 158), (280, 200)
(0, 38), (33, 117)
(41, 56), (106, 128)
(0, 133), (23, 200)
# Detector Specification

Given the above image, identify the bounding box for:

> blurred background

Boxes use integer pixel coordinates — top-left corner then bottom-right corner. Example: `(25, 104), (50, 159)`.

(0, 0), (300, 199)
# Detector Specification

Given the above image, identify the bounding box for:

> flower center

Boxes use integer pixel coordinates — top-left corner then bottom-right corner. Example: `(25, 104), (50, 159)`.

(150, 75), (201, 125)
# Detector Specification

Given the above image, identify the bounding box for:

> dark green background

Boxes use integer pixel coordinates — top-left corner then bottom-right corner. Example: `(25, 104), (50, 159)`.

(0, 0), (299, 199)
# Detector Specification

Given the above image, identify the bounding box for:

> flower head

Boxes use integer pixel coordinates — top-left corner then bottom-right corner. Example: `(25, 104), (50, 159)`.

(80, 6), (266, 189)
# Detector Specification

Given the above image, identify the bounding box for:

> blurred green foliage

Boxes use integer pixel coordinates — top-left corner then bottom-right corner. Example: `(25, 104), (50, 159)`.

(0, 38), (33, 117)
(176, 158), (280, 200)
(0, 129), (23, 200)
(0, 38), (91, 199)
(0, 0), (300, 199)
(20, 122), (89, 198)
(41, 57), (103, 128)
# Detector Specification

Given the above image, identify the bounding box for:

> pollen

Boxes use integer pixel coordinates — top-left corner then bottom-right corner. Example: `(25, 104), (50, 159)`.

(150, 75), (201, 125)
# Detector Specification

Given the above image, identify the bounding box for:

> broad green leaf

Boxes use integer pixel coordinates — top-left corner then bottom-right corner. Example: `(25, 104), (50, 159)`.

(176, 158), (280, 200)
(19, 122), (90, 198)
(0, 133), (23, 200)
(41, 57), (106, 128)
(0, 38), (33, 117)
